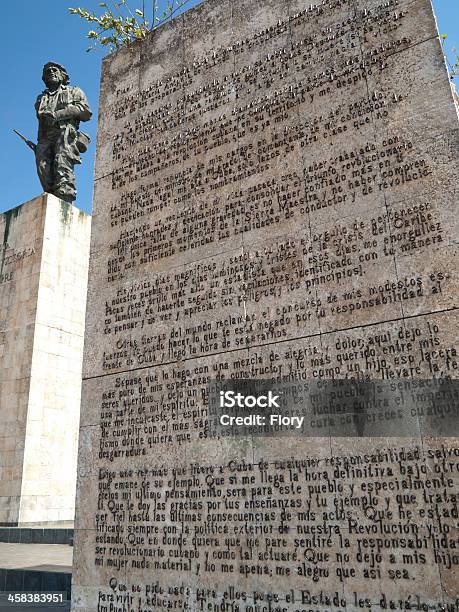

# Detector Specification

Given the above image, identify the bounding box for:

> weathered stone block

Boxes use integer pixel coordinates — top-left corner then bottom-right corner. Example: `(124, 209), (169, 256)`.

(73, 0), (458, 609)
(0, 194), (91, 525)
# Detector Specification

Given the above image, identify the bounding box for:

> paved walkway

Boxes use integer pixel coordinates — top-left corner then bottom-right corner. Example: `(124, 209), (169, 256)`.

(0, 543), (73, 573)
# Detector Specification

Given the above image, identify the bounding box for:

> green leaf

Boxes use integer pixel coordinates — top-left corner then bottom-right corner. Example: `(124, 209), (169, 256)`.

(69, 0), (180, 54)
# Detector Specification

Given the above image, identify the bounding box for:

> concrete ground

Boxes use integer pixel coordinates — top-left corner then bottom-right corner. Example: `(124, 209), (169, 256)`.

(0, 543), (72, 573)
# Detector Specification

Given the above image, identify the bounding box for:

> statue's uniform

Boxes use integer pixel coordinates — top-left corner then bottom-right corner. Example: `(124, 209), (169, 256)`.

(35, 85), (91, 202)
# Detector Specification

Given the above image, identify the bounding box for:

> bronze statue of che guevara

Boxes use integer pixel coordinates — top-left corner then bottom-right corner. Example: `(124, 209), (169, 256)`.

(34, 62), (92, 203)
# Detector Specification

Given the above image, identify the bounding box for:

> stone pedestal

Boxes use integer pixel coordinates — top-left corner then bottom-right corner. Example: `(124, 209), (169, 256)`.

(0, 194), (91, 525)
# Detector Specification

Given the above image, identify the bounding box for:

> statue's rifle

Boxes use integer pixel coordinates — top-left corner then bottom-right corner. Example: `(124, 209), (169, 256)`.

(13, 129), (36, 153)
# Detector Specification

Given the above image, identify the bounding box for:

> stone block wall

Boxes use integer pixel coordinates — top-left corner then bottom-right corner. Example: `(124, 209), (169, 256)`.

(72, 0), (458, 608)
(0, 194), (91, 525)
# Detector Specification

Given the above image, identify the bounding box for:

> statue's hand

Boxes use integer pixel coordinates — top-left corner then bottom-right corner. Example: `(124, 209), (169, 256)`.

(40, 110), (57, 125)
(54, 109), (70, 122)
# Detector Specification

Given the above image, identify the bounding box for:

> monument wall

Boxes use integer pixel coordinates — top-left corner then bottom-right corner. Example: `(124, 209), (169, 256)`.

(73, 0), (458, 609)
(0, 194), (91, 525)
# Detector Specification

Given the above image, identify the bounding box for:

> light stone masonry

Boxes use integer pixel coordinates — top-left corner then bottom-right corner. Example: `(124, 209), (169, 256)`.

(0, 194), (91, 525)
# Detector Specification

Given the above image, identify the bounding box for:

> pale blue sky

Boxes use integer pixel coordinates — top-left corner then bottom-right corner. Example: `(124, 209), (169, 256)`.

(1, 0), (457, 214)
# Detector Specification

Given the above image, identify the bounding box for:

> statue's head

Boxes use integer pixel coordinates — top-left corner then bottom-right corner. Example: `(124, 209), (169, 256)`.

(42, 62), (69, 89)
